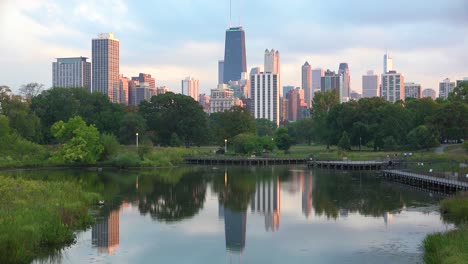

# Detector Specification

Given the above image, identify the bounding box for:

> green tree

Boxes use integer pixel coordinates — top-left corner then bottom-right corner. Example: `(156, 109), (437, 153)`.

(100, 133), (120, 160)
(256, 118), (277, 137)
(338, 131), (351, 150)
(2, 98), (41, 142)
(295, 118), (314, 145)
(311, 90), (339, 148)
(119, 112), (147, 145)
(406, 125), (439, 150)
(31, 87), (125, 142)
(51, 116), (103, 164)
(139, 92), (208, 147)
(428, 102), (468, 141)
(275, 127), (292, 153)
(231, 133), (262, 154)
(209, 106), (256, 145)
(448, 81), (468, 104)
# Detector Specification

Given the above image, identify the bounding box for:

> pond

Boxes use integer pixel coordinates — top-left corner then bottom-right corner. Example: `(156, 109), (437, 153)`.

(8, 166), (450, 263)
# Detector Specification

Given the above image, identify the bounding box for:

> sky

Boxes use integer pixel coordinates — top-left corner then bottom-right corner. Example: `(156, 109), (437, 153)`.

(0, 0), (467, 95)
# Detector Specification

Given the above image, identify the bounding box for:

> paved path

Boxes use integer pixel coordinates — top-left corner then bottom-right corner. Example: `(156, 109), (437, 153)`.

(434, 144), (457, 154)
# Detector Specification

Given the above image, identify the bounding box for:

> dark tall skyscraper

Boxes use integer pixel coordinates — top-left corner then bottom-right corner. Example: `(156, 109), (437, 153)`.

(338, 63), (350, 98)
(223, 27), (247, 84)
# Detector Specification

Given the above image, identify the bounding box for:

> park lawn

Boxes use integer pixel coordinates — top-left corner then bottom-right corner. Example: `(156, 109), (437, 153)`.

(0, 176), (100, 263)
(423, 193), (468, 264)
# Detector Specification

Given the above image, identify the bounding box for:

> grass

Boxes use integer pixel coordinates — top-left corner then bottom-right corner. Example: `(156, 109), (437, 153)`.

(423, 192), (468, 264)
(0, 176), (100, 263)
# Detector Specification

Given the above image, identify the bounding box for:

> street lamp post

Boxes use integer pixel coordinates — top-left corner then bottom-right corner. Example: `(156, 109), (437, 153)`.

(224, 139), (227, 153)
(136, 133), (139, 148)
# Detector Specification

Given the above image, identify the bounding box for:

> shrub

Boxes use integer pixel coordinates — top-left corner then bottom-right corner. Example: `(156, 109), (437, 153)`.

(100, 133), (120, 160)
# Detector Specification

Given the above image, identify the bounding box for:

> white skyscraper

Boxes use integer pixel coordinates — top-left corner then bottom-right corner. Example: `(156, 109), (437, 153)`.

(439, 78), (456, 99)
(92, 33), (120, 103)
(381, 70), (405, 102)
(181, 77), (199, 101)
(362, 70), (380, 98)
(251, 49), (281, 126)
(52, 57), (91, 91)
(384, 52), (393, 74)
(312, 68), (325, 94)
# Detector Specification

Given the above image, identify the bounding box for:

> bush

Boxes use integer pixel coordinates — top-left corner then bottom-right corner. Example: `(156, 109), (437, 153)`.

(110, 152), (141, 168)
(100, 133), (120, 160)
(338, 131), (351, 150)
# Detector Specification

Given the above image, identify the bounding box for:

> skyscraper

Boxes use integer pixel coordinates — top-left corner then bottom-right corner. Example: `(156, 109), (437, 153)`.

(362, 70), (380, 98)
(251, 50), (281, 126)
(312, 68), (325, 94)
(264, 49), (280, 74)
(119, 74), (129, 105)
(384, 52), (393, 73)
(287, 88), (301, 122)
(52, 57), (91, 91)
(92, 33), (120, 103)
(439, 78), (456, 99)
(404, 82), (422, 99)
(338, 63), (350, 98)
(381, 70), (405, 102)
(218, 60), (224, 85)
(282, 85), (294, 98)
(321, 69), (344, 102)
(302, 62), (312, 107)
(132, 73), (156, 89)
(181, 77), (199, 101)
(223, 27), (247, 84)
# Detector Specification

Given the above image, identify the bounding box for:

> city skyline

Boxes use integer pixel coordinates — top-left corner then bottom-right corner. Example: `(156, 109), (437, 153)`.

(1, 0), (467, 96)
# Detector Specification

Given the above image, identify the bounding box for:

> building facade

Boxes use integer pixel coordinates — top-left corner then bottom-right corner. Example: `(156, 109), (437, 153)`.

(362, 70), (380, 98)
(52, 57), (91, 91)
(302, 62), (312, 108)
(223, 27), (247, 84)
(251, 73), (280, 126)
(422, 88), (437, 100)
(381, 70), (405, 102)
(404, 82), (422, 99)
(338, 63), (350, 99)
(210, 84), (243, 114)
(312, 68), (324, 94)
(132, 73), (155, 89)
(181, 77), (199, 101)
(119, 74), (129, 105)
(264, 49), (280, 74)
(92, 33), (120, 103)
(218, 60), (224, 85)
(287, 88), (301, 122)
(439, 78), (456, 99)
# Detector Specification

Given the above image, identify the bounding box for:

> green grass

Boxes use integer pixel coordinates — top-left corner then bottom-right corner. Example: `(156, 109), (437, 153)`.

(0, 176), (100, 263)
(423, 193), (468, 264)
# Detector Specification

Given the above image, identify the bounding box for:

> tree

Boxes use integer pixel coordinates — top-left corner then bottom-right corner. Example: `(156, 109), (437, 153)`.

(294, 118), (314, 145)
(428, 102), (468, 141)
(119, 112), (147, 145)
(209, 106), (256, 144)
(338, 131), (351, 150)
(51, 116), (103, 164)
(19, 83), (44, 101)
(256, 118), (277, 137)
(139, 92), (208, 147)
(231, 133), (262, 154)
(448, 81), (468, 104)
(2, 98), (41, 142)
(31, 87), (125, 142)
(406, 125), (439, 150)
(275, 127), (292, 153)
(0, 85), (12, 114)
(311, 90), (339, 148)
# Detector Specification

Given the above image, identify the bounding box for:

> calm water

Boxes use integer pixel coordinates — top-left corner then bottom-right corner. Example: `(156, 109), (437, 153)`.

(7, 166), (451, 264)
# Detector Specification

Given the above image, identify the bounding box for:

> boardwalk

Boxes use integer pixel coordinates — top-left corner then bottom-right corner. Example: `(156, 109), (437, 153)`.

(185, 157), (307, 166)
(382, 170), (468, 194)
(308, 160), (388, 170)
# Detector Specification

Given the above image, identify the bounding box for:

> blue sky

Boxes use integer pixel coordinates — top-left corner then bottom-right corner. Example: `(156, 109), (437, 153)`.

(1, 0), (467, 95)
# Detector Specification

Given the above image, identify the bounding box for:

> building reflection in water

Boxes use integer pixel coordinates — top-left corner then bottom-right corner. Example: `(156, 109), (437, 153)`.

(301, 172), (313, 218)
(224, 208), (247, 253)
(250, 176), (281, 232)
(91, 203), (129, 255)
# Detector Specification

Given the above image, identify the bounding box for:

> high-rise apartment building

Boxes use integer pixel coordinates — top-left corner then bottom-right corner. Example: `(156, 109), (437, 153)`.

(92, 33), (120, 103)
(223, 27), (247, 84)
(134, 82), (156, 105)
(439, 78), (456, 99)
(312, 68), (324, 94)
(132, 73), (155, 89)
(181, 77), (199, 101)
(338, 63), (350, 98)
(251, 50), (281, 126)
(52, 57), (91, 91)
(362, 70), (380, 98)
(384, 52), (393, 73)
(218, 60), (224, 85)
(119, 74), (129, 105)
(302, 62), (312, 107)
(321, 69), (344, 102)
(422, 88), (437, 100)
(287, 88), (301, 122)
(404, 82), (422, 99)
(283, 85), (294, 98)
(210, 84), (243, 114)
(381, 70), (405, 102)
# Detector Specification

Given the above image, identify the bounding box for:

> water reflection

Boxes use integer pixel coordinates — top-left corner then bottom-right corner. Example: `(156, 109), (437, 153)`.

(91, 209), (120, 254)
(250, 176), (281, 231)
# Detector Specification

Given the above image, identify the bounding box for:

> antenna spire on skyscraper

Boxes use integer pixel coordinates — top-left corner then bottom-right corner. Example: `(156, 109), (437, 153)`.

(229, 0), (232, 27)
